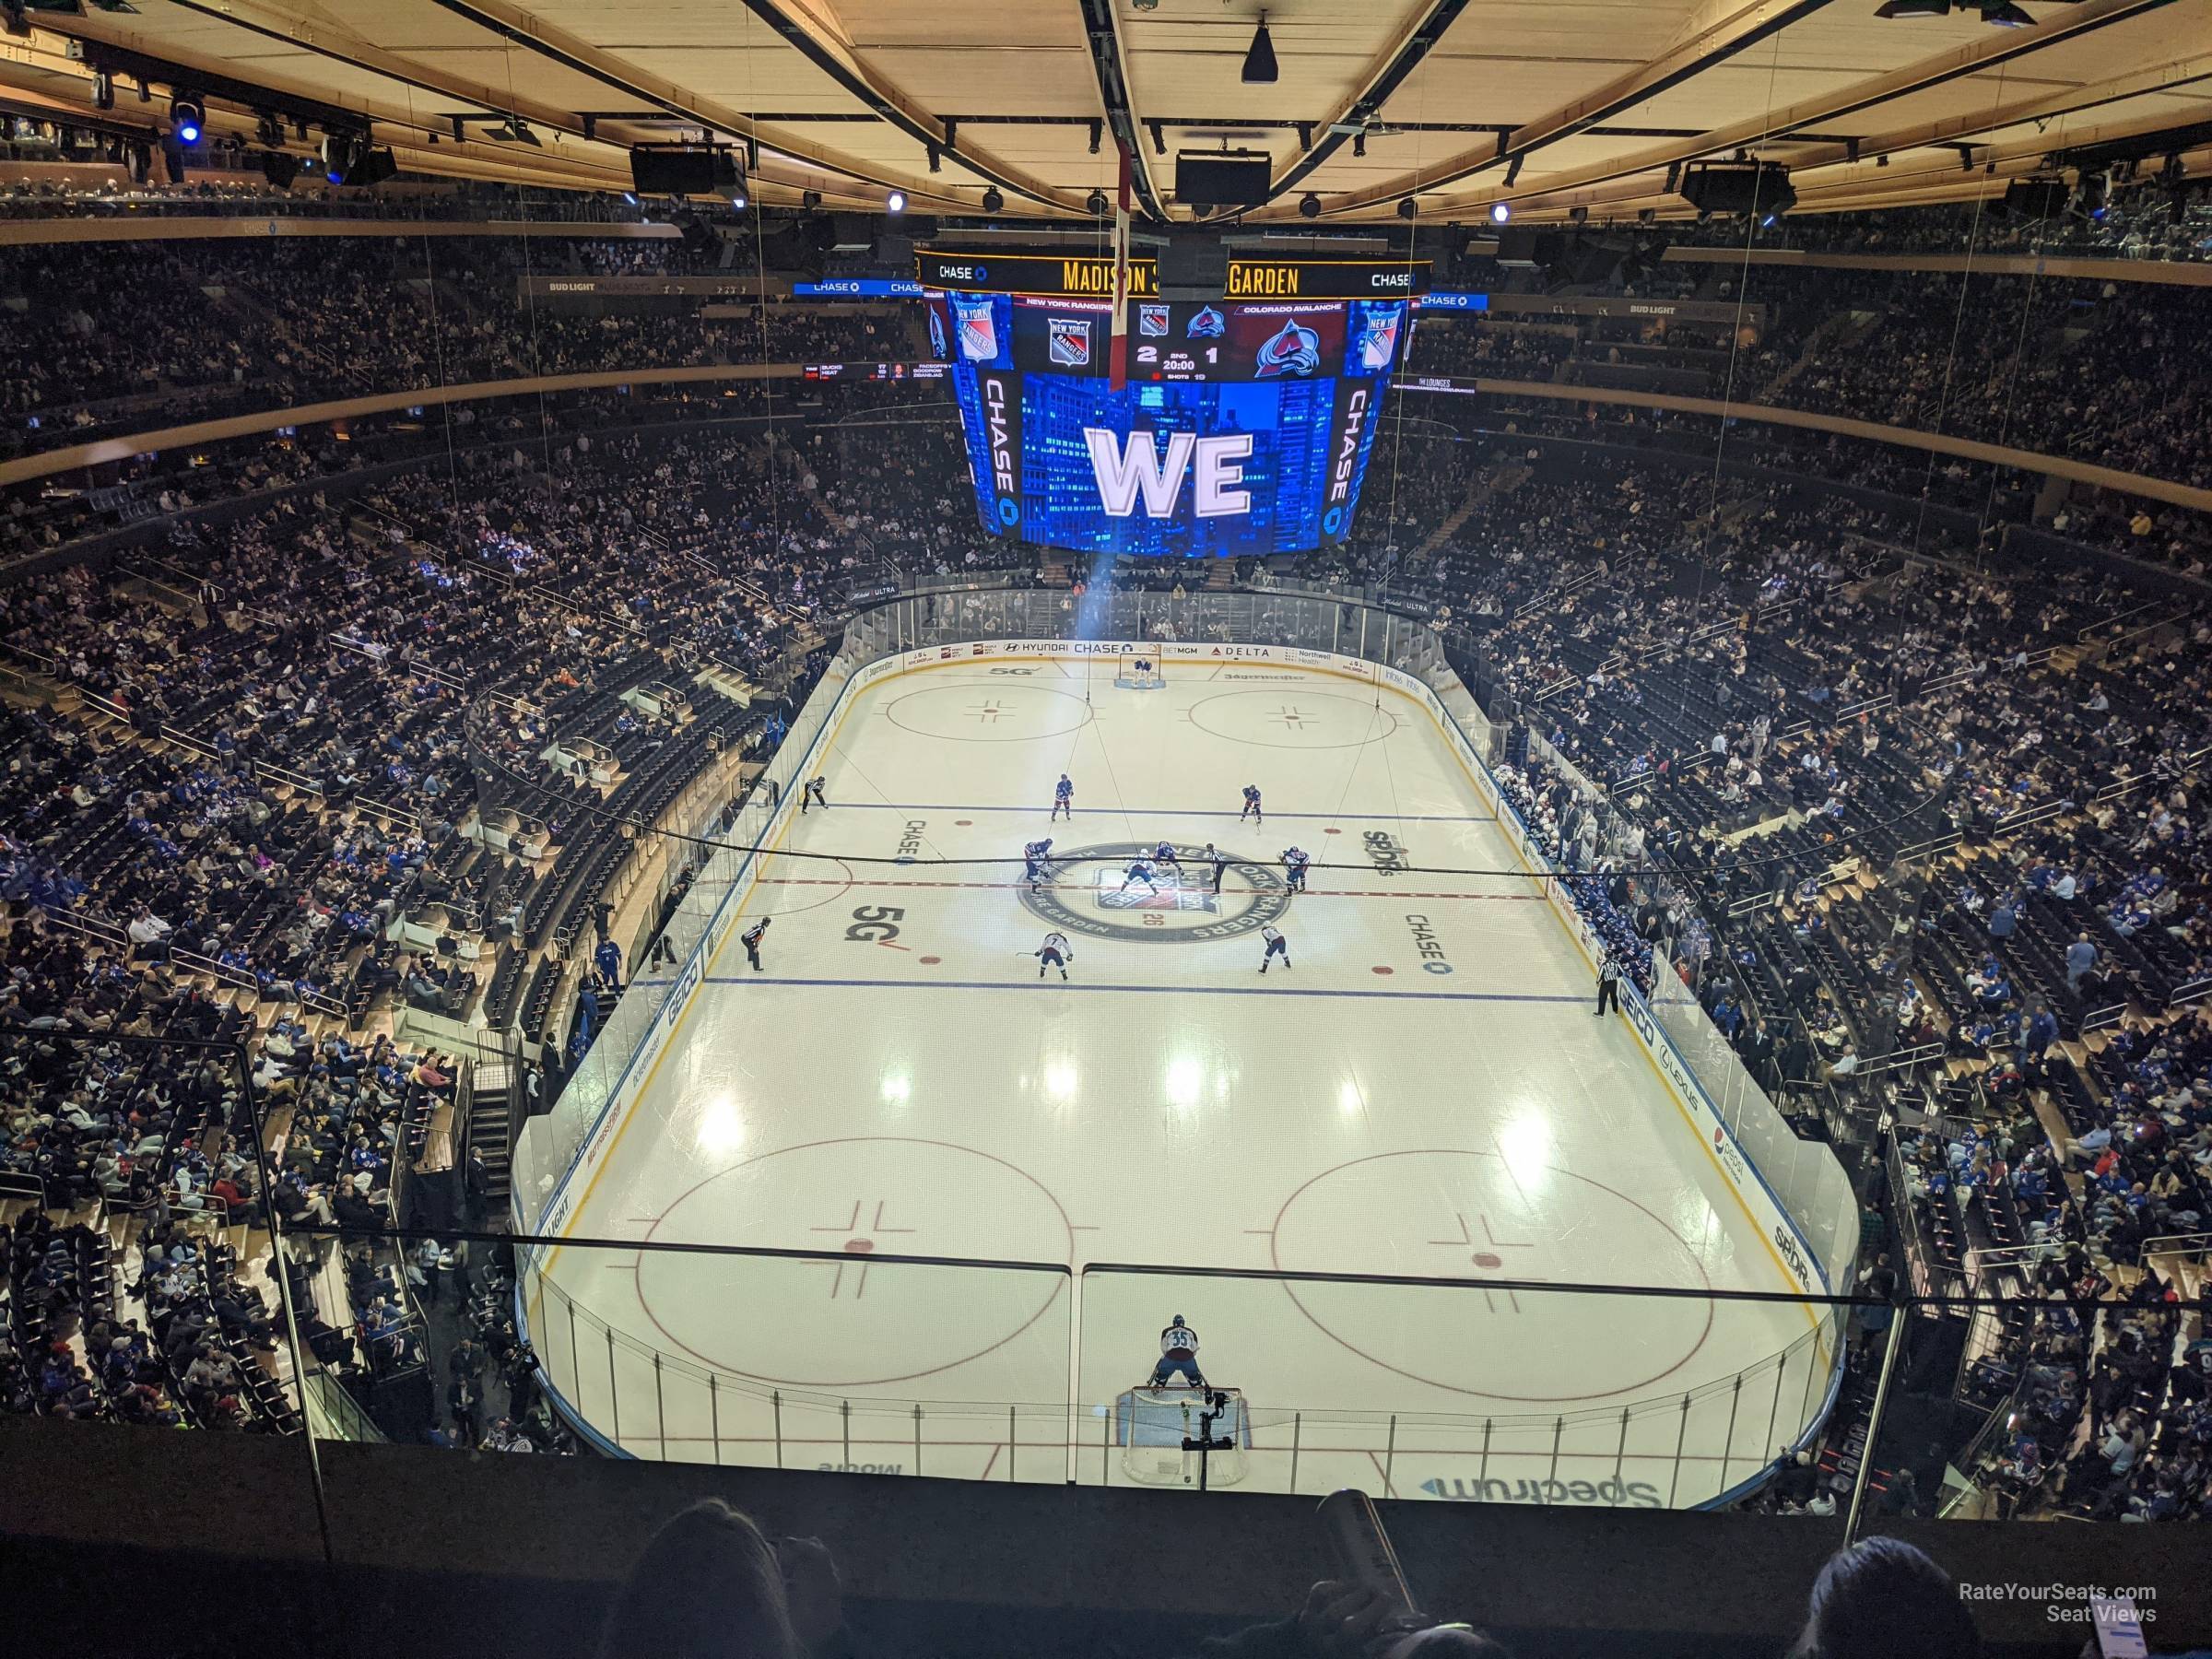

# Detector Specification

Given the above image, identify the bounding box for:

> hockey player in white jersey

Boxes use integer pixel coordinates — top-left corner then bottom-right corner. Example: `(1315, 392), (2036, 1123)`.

(1149, 1315), (1206, 1389)
(1119, 857), (1159, 896)
(1282, 846), (1311, 894)
(1259, 924), (1290, 974)
(1034, 931), (1074, 981)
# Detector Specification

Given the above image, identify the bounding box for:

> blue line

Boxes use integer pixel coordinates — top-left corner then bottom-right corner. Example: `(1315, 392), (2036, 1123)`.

(697, 974), (1587, 1006)
(795, 801), (1495, 824)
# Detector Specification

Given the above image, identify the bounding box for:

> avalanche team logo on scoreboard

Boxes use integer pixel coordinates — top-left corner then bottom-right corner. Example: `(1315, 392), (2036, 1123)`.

(1186, 305), (1226, 338)
(1020, 842), (1291, 944)
(1255, 318), (1323, 378)
(1048, 317), (1092, 367)
(1138, 303), (1171, 337)
(952, 296), (999, 361)
(1357, 307), (1402, 371)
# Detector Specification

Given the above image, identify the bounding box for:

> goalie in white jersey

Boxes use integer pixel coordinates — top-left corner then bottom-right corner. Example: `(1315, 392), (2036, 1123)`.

(1149, 1314), (1206, 1390)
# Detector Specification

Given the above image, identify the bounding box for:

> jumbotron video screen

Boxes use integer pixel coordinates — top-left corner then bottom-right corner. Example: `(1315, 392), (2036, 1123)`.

(919, 251), (1423, 559)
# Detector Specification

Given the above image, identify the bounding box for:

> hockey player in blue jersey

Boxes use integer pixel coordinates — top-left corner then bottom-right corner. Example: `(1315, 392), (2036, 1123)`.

(1152, 839), (1181, 873)
(1023, 838), (1054, 893)
(1119, 858), (1159, 896)
(1240, 783), (1263, 824)
(1051, 772), (1074, 821)
(1282, 846), (1311, 894)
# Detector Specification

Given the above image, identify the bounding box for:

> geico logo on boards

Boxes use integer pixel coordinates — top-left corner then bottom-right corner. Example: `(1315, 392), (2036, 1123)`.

(1371, 271), (1414, 288)
(1772, 1224), (1811, 1288)
(1363, 830), (1410, 877)
(983, 378), (1016, 494)
(1328, 389), (1371, 505)
(1083, 428), (1252, 519)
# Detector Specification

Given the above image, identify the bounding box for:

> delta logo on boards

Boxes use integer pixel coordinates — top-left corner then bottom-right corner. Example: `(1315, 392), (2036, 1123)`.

(1083, 428), (1253, 520)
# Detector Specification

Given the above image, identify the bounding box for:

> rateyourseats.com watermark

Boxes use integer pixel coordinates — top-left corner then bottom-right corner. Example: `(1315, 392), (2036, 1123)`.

(1958, 1582), (2159, 1626)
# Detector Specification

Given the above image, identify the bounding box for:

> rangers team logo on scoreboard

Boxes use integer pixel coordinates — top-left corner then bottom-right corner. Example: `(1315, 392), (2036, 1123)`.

(1357, 307), (1402, 371)
(1020, 842), (1291, 944)
(952, 296), (1000, 361)
(1138, 303), (1171, 337)
(1048, 317), (1092, 367)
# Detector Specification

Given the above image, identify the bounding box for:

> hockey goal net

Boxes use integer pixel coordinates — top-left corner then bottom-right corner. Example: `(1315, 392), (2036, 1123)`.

(1112, 1385), (1252, 1487)
(1113, 649), (1167, 690)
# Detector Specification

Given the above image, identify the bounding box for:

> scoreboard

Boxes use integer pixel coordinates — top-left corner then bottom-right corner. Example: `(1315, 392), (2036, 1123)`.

(920, 249), (1427, 559)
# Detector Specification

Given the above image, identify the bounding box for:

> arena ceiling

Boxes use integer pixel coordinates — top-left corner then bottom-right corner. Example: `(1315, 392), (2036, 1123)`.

(3, 0), (2209, 225)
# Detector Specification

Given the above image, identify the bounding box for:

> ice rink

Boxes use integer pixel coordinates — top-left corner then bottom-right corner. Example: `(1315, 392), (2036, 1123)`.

(526, 654), (1833, 1504)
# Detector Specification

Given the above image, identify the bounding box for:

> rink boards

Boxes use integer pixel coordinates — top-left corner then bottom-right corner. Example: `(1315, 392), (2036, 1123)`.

(522, 641), (1849, 1504)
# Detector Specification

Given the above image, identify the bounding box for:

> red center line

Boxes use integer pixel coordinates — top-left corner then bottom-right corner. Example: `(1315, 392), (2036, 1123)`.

(759, 877), (1545, 901)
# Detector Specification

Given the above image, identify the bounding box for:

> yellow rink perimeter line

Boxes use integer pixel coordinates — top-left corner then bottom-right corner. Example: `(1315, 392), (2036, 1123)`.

(541, 652), (1825, 1359)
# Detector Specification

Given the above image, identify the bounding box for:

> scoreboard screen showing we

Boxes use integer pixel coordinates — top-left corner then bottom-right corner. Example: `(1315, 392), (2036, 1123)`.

(921, 259), (1418, 559)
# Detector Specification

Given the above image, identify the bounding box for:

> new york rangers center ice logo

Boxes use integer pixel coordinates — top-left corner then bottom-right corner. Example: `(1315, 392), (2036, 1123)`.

(1020, 841), (1290, 944)
(1254, 318), (1322, 378)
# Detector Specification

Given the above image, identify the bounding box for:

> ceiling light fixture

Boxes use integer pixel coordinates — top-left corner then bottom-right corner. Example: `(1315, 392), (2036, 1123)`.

(1298, 191), (1320, 218)
(1396, 195), (1417, 220)
(981, 185), (1004, 213)
(1489, 201), (1512, 223)
(1087, 187), (1110, 216)
(887, 189), (907, 213)
(1242, 12), (1279, 85)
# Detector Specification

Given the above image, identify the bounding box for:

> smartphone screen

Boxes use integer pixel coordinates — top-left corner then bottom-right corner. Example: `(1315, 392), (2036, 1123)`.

(2090, 1594), (2147, 1659)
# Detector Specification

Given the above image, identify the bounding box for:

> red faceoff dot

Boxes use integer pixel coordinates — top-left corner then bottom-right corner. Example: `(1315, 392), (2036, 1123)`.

(1473, 1252), (1504, 1269)
(955, 819), (972, 826)
(844, 1239), (876, 1254)
(919, 956), (941, 965)
(1371, 965), (1394, 975)
(1323, 827), (1343, 835)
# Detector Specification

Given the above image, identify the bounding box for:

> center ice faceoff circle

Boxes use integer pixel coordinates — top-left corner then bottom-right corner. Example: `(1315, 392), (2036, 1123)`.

(1018, 841), (1291, 944)
(636, 1138), (1074, 1388)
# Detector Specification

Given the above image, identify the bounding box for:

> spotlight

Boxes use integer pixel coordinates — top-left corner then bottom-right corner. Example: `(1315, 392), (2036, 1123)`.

(1087, 187), (1109, 216)
(1761, 211), (1779, 227)
(926, 141), (941, 174)
(1979, 0), (2035, 21)
(260, 149), (300, 190)
(1396, 195), (1417, 220)
(1353, 131), (1366, 159)
(729, 191), (747, 211)
(92, 73), (113, 112)
(887, 189), (907, 213)
(1298, 191), (1320, 218)
(1489, 201), (1512, 223)
(802, 189), (822, 209)
(1088, 120), (1102, 156)
(1241, 11), (1278, 84)
(255, 112), (282, 149)
(623, 191), (638, 206)
(981, 185), (1004, 213)
(171, 96), (204, 146)
(1873, 0), (1950, 14)
(493, 115), (541, 147)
